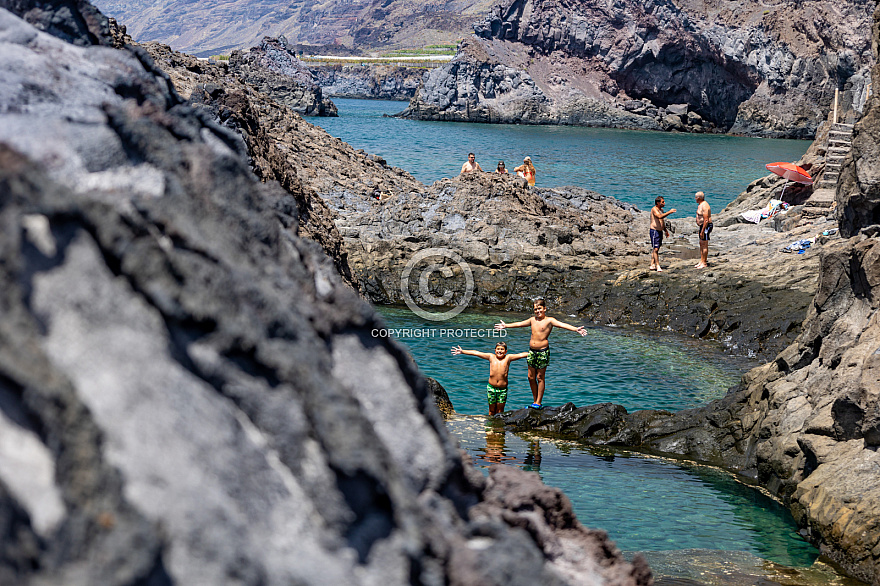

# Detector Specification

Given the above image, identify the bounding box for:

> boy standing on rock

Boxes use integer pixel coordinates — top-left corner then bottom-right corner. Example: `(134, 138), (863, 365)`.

(650, 196), (676, 271)
(451, 342), (529, 415)
(494, 298), (587, 409)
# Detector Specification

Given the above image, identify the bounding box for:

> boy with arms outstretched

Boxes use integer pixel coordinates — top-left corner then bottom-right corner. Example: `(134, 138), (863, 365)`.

(451, 342), (528, 415)
(494, 298), (587, 409)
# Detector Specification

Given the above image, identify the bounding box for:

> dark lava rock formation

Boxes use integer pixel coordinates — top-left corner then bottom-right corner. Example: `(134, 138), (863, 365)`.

(498, 13), (880, 579)
(399, 0), (873, 138)
(310, 63), (426, 100)
(325, 171), (822, 361)
(228, 36), (338, 117)
(0, 2), (655, 584)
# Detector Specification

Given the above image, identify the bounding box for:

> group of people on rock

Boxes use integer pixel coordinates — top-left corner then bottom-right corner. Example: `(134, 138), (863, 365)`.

(650, 191), (712, 271)
(460, 152), (536, 186)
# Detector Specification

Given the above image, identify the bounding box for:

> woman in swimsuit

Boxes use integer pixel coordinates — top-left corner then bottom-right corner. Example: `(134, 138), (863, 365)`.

(514, 156), (536, 186)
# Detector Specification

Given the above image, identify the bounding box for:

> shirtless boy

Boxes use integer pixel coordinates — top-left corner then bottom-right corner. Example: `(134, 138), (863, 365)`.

(460, 152), (484, 174)
(695, 191), (712, 269)
(650, 196), (676, 271)
(494, 298), (587, 409)
(451, 342), (528, 415)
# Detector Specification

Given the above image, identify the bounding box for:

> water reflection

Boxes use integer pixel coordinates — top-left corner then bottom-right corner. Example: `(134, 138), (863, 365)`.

(483, 428), (509, 464)
(523, 440), (542, 472)
(445, 414), (852, 585)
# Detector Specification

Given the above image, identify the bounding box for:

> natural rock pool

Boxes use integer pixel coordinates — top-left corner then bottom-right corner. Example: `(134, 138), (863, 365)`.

(378, 307), (863, 585)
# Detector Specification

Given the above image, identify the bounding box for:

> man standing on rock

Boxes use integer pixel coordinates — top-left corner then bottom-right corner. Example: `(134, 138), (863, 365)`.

(460, 153), (484, 174)
(650, 196), (676, 271)
(695, 191), (712, 269)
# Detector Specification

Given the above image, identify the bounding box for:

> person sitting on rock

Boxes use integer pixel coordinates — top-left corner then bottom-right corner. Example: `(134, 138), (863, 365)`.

(496, 161), (509, 174)
(460, 152), (484, 174)
(514, 156), (536, 187)
(494, 298), (587, 409)
(649, 196), (676, 271)
(451, 342), (529, 415)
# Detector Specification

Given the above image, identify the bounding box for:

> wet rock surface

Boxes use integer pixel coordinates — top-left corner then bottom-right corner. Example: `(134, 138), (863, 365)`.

(400, 0), (873, 137)
(0, 4), (655, 585)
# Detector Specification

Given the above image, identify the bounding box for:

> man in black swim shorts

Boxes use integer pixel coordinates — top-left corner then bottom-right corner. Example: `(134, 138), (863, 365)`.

(695, 191), (712, 269)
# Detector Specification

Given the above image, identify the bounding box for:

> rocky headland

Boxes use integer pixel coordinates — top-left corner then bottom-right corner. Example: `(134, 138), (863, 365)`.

(227, 36), (338, 117)
(0, 2), (655, 584)
(399, 0), (874, 138)
(310, 63), (427, 100)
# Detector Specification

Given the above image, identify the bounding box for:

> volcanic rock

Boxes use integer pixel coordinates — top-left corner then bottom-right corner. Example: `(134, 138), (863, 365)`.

(139, 40), (355, 285)
(310, 63), (426, 100)
(401, 0), (873, 138)
(499, 12), (880, 579)
(0, 5), (652, 585)
(228, 36), (338, 117)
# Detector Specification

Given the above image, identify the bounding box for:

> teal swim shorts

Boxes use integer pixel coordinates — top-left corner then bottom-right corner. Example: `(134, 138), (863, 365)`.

(527, 347), (550, 369)
(487, 382), (508, 405)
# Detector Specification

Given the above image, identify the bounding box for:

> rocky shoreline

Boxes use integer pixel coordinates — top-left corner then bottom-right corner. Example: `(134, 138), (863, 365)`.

(398, 0), (873, 138)
(309, 63), (426, 101)
(1, 0), (879, 583)
(0, 3), (652, 584)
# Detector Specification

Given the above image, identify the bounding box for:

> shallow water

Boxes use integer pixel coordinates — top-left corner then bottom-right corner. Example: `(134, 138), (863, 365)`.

(377, 307), (863, 585)
(314, 98), (809, 211)
(377, 306), (754, 414)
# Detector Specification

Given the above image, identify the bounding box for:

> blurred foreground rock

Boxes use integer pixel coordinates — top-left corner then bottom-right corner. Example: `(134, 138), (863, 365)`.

(0, 3), (653, 585)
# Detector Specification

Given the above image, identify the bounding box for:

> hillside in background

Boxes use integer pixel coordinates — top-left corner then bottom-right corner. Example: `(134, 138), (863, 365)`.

(92, 0), (494, 55)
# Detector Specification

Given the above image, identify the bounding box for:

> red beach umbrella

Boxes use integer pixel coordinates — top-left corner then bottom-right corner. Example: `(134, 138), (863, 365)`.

(766, 162), (813, 184)
(766, 161), (812, 199)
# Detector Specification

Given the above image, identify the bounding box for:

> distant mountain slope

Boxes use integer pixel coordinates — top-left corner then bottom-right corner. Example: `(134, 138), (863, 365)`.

(92, 0), (495, 55)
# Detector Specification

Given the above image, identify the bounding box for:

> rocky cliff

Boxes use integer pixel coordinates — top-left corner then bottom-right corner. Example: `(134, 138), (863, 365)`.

(310, 63), (426, 100)
(228, 37), (338, 117)
(400, 0), (874, 138)
(496, 12), (880, 580)
(0, 3), (659, 585)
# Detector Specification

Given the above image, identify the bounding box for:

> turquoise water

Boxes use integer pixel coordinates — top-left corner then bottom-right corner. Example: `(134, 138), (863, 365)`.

(314, 98), (809, 211)
(375, 307), (853, 582)
(378, 307), (753, 414)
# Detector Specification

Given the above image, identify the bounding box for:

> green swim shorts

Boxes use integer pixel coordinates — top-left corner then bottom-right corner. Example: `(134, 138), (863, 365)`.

(527, 347), (550, 369)
(486, 382), (508, 405)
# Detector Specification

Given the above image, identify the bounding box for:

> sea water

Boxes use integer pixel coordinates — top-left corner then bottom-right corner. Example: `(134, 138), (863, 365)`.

(314, 98), (809, 212)
(377, 307), (862, 585)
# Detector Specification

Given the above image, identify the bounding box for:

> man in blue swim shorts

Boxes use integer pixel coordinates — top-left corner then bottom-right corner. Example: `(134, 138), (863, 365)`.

(649, 196), (676, 271)
(451, 342), (528, 415)
(495, 298), (587, 409)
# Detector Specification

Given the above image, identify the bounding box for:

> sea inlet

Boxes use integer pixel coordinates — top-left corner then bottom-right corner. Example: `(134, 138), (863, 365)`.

(314, 98), (809, 212)
(320, 100), (857, 584)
